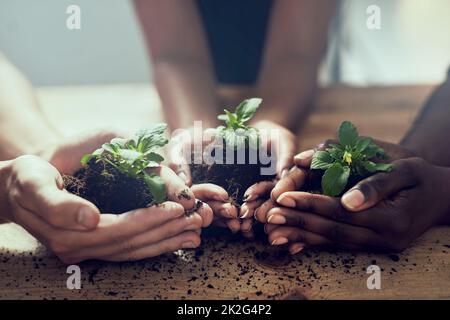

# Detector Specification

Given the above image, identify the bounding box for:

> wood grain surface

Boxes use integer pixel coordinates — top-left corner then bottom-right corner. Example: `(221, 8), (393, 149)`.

(0, 84), (448, 300)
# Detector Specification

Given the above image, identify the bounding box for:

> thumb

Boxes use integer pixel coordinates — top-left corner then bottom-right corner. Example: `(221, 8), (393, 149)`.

(341, 160), (416, 212)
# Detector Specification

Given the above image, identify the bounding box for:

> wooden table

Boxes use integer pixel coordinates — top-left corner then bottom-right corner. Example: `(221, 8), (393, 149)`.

(0, 84), (449, 300)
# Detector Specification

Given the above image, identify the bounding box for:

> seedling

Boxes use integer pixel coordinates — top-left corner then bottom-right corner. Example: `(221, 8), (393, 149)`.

(64, 124), (169, 214)
(216, 98), (261, 149)
(190, 98), (275, 205)
(80, 124), (168, 204)
(311, 121), (392, 197)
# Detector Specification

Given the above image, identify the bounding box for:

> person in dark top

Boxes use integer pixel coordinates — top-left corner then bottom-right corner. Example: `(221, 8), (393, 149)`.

(134, 0), (336, 183)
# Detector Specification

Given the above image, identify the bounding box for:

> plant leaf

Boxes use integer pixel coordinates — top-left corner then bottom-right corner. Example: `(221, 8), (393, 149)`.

(321, 163), (350, 197)
(311, 151), (334, 170)
(235, 98), (262, 123)
(364, 161), (392, 173)
(338, 121), (358, 147)
(354, 137), (372, 154)
(81, 154), (93, 166)
(143, 173), (166, 204)
(145, 152), (165, 163)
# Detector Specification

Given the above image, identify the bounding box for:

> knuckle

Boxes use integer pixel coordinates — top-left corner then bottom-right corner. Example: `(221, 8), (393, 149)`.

(327, 225), (344, 241)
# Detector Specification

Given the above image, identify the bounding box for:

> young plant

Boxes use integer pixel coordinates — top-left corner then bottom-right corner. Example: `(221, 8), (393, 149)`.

(216, 98), (261, 150)
(311, 121), (393, 197)
(81, 124), (169, 204)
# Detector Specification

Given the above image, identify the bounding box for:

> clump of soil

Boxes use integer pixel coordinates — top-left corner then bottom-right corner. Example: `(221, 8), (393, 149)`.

(190, 143), (275, 205)
(64, 159), (154, 214)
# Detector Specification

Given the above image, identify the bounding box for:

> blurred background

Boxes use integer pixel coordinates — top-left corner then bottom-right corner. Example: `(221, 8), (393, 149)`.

(1, 0), (449, 87)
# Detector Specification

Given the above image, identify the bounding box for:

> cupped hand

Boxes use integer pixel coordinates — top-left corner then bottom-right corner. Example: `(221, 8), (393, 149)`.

(264, 158), (450, 254)
(167, 127), (217, 186)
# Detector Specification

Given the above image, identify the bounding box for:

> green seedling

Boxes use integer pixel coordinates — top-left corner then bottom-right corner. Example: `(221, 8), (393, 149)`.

(311, 121), (392, 197)
(81, 124), (169, 204)
(216, 98), (261, 149)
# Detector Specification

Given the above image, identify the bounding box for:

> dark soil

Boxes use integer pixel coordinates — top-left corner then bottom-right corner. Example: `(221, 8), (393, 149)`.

(63, 159), (154, 214)
(190, 144), (276, 205)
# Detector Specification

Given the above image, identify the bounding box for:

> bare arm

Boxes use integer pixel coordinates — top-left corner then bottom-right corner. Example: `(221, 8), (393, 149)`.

(253, 0), (336, 132)
(401, 76), (450, 166)
(133, 0), (220, 130)
(0, 53), (59, 160)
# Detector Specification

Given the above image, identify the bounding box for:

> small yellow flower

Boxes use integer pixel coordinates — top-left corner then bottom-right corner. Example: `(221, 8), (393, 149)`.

(343, 151), (352, 165)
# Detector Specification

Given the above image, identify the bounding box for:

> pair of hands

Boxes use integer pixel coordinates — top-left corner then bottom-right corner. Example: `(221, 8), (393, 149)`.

(0, 132), (237, 263)
(249, 141), (450, 254)
(167, 120), (298, 236)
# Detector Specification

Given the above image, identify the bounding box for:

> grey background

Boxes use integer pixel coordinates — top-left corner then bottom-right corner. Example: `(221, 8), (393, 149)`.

(0, 0), (151, 86)
(1, 0), (449, 86)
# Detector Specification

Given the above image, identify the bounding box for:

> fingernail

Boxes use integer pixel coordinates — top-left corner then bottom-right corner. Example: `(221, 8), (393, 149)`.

(214, 194), (228, 202)
(264, 223), (269, 234)
(289, 243), (305, 255)
(243, 193), (257, 202)
(294, 149), (314, 161)
(230, 224), (240, 234)
(182, 241), (197, 249)
(77, 207), (98, 229)
(281, 169), (289, 179)
(178, 172), (188, 184)
(267, 214), (286, 225)
(277, 195), (296, 208)
(341, 188), (365, 210)
(271, 237), (289, 246)
(240, 208), (250, 219)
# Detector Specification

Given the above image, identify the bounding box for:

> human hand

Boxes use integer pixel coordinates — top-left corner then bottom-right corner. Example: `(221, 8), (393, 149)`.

(167, 127), (217, 186)
(0, 156), (212, 263)
(264, 158), (450, 254)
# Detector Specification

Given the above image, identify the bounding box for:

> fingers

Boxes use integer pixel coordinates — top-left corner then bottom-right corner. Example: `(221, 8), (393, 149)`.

(293, 149), (314, 168)
(240, 199), (265, 219)
(274, 191), (374, 228)
(268, 226), (332, 247)
(12, 155), (100, 231)
(101, 231), (201, 262)
(226, 219), (241, 234)
(243, 180), (276, 202)
(254, 199), (276, 223)
(64, 213), (204, 262)
(191, 184), (229, 202)
(271, 166), (308, 202)
(276, 140), (296, 179)
(148, 165), (195, 210)
(266, 207), (380, 246)
(195, 201), (214, 227)
(341, 159), (419, 212)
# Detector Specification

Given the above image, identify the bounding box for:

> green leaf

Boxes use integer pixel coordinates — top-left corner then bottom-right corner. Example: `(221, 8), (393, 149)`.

(143, 173), (166, 204)
(217, 114), (228, 122)
(118, 149), (142, 162)
(321, 163), (350, 197)
(235, 98), (262, 123)
(354, 137), (372, 154)
(102, 143), (119, 154)
(311, 151), (334, 170)
(145, 152), (165, 164)
(364, 143), (386, 159)
(338, 121), (358, 147)
(81, 154), (93, 166)
(110, 138), (128, 149)
(136, 124), (168, 152)
(364, 161), (392, 173)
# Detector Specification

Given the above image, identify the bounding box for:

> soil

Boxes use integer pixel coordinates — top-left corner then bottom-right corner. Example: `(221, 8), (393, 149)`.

(63, 159), (155, 214)
(190, 143), (276, 205)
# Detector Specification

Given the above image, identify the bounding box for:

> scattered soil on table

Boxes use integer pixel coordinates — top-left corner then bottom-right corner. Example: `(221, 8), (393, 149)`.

(190, 144), (275, 205)
(63, 159), (154, 214)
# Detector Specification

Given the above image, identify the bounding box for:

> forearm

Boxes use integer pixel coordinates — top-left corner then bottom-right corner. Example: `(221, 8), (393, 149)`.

(0, 55), (59, 160)
(401, 77), (450, 166)
(153, 57), (220, 130)
(253, 58), (318, 132)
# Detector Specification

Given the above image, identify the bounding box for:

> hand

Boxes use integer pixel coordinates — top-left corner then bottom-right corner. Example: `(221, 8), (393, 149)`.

(252, 120), (297, 179)
(0, 156), (212, 263)
(264, 158), (450, 254)
(190, 183), (245, 234)
(167, 127), (217, 186)
(43, 130), (125, 174)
